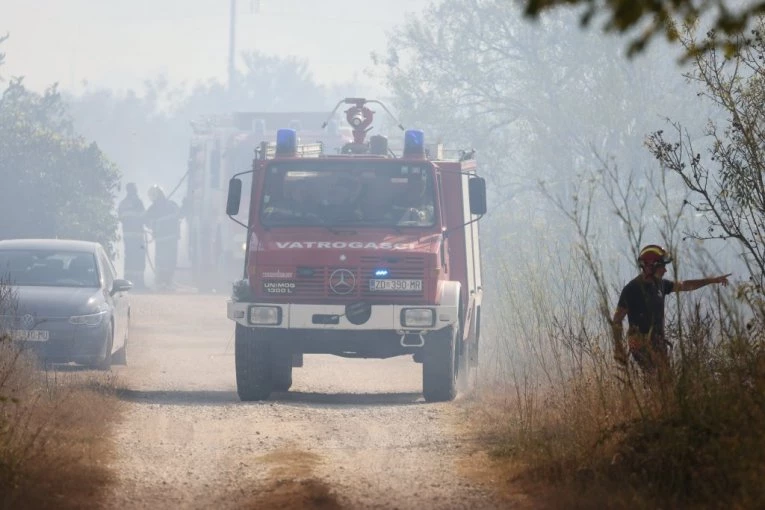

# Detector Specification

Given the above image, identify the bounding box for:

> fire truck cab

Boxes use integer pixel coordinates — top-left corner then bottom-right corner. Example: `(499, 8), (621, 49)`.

(225, 98), (486, 402)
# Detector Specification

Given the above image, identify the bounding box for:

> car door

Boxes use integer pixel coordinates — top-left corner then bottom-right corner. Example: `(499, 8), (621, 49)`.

(108, 250), (131, 348)
(98, 248), (123, 352)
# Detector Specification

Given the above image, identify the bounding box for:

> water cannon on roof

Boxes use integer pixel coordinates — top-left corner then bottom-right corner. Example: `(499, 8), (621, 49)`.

(320, 98), (405, 154)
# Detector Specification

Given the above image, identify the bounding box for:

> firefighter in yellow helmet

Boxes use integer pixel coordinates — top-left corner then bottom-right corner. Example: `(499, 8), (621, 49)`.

(612, 245), (731, 376)
(144, 185), (181, 290)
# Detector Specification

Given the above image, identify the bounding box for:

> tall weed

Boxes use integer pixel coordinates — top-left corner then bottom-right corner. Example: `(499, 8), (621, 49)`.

(0, 282), (120, 509)
(477, 160), (765, 508)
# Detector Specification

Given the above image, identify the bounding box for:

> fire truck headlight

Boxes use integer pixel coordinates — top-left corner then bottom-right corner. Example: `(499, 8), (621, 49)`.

(401, 308), (435, 328)
(248, 306), (282, 325)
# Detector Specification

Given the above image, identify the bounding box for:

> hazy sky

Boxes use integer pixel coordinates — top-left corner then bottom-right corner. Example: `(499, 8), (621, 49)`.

(3, 0), (430, 95)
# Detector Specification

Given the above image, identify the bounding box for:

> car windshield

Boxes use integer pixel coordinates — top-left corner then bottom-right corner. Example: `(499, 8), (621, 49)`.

(0, 249), (100, 287)
(259, 161), (437, 228)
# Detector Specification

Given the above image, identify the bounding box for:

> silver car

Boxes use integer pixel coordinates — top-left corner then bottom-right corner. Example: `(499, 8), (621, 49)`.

(0, 239), (131, 369)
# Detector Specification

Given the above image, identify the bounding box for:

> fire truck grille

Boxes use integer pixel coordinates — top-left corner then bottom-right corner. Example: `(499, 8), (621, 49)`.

(258, 256), (426, 303)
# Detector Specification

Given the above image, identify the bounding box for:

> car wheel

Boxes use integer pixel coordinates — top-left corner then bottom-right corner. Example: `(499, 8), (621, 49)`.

(93, 324), (114, 371)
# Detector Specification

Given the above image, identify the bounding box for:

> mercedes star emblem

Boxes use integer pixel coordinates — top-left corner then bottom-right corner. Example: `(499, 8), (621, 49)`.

(329, 268), (356, 295)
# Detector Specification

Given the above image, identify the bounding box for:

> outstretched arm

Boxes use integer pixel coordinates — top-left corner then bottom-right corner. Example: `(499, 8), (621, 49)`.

(676, 273), (731, 292)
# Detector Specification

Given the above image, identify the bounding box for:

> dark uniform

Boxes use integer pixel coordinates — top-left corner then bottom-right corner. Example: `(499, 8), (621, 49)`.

(145, 187), (181, 289)
(613, 244), (730, 379)
(616, 276), (675, 372)
(117, 183), (146, 289)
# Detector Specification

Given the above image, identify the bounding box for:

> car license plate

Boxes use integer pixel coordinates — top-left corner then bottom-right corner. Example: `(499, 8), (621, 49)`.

(369, 279), (422, 292)
(9, 329), (49, 342)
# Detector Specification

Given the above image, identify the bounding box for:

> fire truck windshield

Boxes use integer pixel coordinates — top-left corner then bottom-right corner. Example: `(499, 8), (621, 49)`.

(259, 161), (437, 228)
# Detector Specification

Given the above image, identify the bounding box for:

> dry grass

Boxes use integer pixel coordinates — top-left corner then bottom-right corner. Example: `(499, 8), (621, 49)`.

(233, 448), (344, 510)
(240, 478), (343, 510)
(453, 395), (541, 509)
(0, 338), (122, 510)
(471, 176), (765, 509)
(467, 319), (765, 510)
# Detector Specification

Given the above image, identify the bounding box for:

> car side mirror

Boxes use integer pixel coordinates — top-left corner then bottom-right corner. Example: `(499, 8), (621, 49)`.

(226, 178), (243, 216)
(468, 177), (487, 216)
(111, 278), (133, 295)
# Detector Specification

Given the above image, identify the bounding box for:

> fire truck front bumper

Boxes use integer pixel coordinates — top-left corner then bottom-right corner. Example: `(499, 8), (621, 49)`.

(226, 301), (459, 332)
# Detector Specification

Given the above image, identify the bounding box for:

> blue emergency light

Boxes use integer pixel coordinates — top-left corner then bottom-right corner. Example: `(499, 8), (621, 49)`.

(403, 129), (425, 157)
(374, 268), (390, 277)
(276, 128), (297, 155)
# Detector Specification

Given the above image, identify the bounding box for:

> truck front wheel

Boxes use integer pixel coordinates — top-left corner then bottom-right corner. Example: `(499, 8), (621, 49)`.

(271, 346), (293, 392)
(235, 324), (273, 401)
(422, 324), (458, 402)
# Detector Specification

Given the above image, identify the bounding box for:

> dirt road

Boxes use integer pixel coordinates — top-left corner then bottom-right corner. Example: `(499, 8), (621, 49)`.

(106, 293), (507, 509)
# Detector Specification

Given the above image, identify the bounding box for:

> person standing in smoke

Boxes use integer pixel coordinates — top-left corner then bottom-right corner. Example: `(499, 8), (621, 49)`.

(612, 244), (730, 382)
(117, 182), (146, 290)
(144, 184), (181, 290)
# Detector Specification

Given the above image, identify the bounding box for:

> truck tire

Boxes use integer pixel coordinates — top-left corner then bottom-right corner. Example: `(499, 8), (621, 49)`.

(458, 305), (480, 392)
(422, 324), (458, 402)
(457, 340), (472, 393)
(235, 324), (273, 401)
(470, 306), (481, 365)
(271, 346), (293, 392)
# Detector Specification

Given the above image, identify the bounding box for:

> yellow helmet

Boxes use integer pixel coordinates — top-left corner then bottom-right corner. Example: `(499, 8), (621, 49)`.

(638, 245), (672, 270)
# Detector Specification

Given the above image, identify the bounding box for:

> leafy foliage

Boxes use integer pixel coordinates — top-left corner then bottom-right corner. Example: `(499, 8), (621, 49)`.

(67, 51), (338, 197)
(184, 51), (330, 113)
(376, 0), (701, 282)
(647, 21), (765, 290)
(521, 0), (765, 57)
(0, 77), (120, 254)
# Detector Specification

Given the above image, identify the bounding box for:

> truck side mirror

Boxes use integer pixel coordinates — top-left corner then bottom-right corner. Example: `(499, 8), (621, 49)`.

(226, 178), (243, 216)
(468, 177), (487, 216)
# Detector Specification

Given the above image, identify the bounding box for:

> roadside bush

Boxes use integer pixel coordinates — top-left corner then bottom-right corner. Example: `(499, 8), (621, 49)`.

(472, 157), (765, 507)
(477, 255), (765, 509)
(0, 283), (120, 509)
(599, 314), (765, 508)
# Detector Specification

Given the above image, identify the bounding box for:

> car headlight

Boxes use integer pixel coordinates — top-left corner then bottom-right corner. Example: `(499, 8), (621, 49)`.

(401, 308), (435, 328)
(248, 306), (281, 325)
(69, 310), (108, 326)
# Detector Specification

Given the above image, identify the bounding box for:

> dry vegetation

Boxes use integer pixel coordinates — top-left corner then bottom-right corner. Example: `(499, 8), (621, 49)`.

(468, 167), (765, 508)
(0, 285), (121, 510)
(468, 322), (765, 509)
(233, 449), (344, 509)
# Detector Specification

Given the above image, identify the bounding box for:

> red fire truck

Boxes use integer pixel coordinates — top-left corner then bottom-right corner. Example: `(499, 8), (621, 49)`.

(185, 112), (351, 291)
(225, 98), (486, 402)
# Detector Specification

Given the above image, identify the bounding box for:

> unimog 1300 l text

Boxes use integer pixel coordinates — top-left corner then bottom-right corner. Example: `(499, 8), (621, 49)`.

(225, 98), (486, 402)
